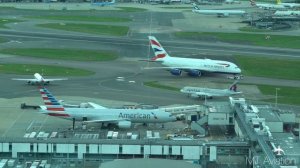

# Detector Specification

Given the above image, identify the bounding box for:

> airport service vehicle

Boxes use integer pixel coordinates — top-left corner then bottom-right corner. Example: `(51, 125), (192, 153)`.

(192, 3), (245, 17)
(146, 36), (242, 77)
(12, 73), (67, 85)
(38, 87), (176, 129)
(180, 81), (242, 99)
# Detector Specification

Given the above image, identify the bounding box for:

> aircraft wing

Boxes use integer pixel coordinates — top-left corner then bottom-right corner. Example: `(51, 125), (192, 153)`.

(194, 92), (224, 97)
(87, 102), (107, 109)
(12, 78), (37, 81)
(43, 78), (68, 82)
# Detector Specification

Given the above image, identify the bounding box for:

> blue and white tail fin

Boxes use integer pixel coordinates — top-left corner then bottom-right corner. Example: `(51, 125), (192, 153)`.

(228, 81), (238, 92)
(39, 87), (65, 111)
(148, 36), (170, 61)
(192, 3), (200, 10)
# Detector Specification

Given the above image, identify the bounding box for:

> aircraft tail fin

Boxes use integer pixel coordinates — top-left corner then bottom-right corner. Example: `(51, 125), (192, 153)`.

(276, 0), (281, 4)
(228, 81), (238, 92)
(39, 87), (65, 111)
(148, 36), (170, 61)
(250, 0), (256, 6)
(192, 3), (200, 10)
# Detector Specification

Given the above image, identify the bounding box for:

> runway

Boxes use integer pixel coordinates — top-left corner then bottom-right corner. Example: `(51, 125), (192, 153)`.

(1, 30), (300, 59)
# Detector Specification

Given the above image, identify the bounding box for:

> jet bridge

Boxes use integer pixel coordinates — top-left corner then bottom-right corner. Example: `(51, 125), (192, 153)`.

(234, 104), (280, 168)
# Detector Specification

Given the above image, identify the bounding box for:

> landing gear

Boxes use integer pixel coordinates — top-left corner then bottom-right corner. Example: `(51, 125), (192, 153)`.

(72, 118), (75, 130)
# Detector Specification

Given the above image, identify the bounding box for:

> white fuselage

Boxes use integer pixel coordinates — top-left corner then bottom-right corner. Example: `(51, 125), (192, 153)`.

(280, 3), (300, 8)
(162, 57), (241, 74)
(193, 9), (246, 16)
(41, 108), (176, 124)
(274, 10), (300, 16)
(181, 87), (240, 97)
(256, 3), (286, 9)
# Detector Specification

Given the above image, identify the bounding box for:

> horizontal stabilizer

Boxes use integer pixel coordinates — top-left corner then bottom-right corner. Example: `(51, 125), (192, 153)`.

(87, 102), (107, 109)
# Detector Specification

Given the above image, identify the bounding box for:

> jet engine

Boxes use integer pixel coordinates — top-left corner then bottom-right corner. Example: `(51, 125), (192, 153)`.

(170, 69), (182, 76)
(117, 121), (132, 129)
(188, 70), (202, 77)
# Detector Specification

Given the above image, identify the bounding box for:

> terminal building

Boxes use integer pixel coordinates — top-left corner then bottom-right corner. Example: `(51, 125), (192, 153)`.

(0, 97), (299, 167)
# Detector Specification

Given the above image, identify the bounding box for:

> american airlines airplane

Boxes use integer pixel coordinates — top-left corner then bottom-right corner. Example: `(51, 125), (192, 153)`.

(147, 36), (242, 77)
(192, 4), (246, 17)
(38, 87), (176, 129)
(180, 81), (242, 99)
(12, 73), (67, 85)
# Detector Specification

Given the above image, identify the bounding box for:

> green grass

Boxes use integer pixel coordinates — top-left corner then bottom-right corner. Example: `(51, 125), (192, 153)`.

(116, 7), (147, 12)
(0, 7), (16, 10)
(258, 85), (300, 105)
(37, 23), (129, 36)
(27, 15), (131, 22)
(0, 18), (23, 29)
(144, 81), (180, 91)
(0, 48), (118, 61)
(235, 55), (300, 80)
(160, 7), (192, 9)
(0, 37), (7, 43)
(174, 32), (300, 49)
(0, 64), (94, 76)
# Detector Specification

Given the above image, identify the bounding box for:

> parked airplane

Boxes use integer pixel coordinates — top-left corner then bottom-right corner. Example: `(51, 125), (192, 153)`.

(225, 0), (241, 4)
(276, 0), (300, 8)
(180, 81), (242, 99)
(91, 0), (115, 6)
(280, 3), (300, 8)
(12, 73), (67, 85)
(250, 0), (286, 9)
(192, 3), (246, 17)
(38, 87), (176, 129)
(146, 36), (242, 77)
(274, 10), (300, 16)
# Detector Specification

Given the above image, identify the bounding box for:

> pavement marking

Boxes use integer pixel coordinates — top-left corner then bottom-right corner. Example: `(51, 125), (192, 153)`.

(37, 114), (49, 132)
(2, 108), (25, 137)
(26, 121), (35, 132)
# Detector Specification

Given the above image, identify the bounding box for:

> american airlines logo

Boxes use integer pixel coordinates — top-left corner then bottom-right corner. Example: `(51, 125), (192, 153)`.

(119, 113), (151, 119)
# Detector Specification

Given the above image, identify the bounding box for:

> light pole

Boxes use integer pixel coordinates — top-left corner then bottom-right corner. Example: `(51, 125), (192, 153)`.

(275, 88), (280, 108)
